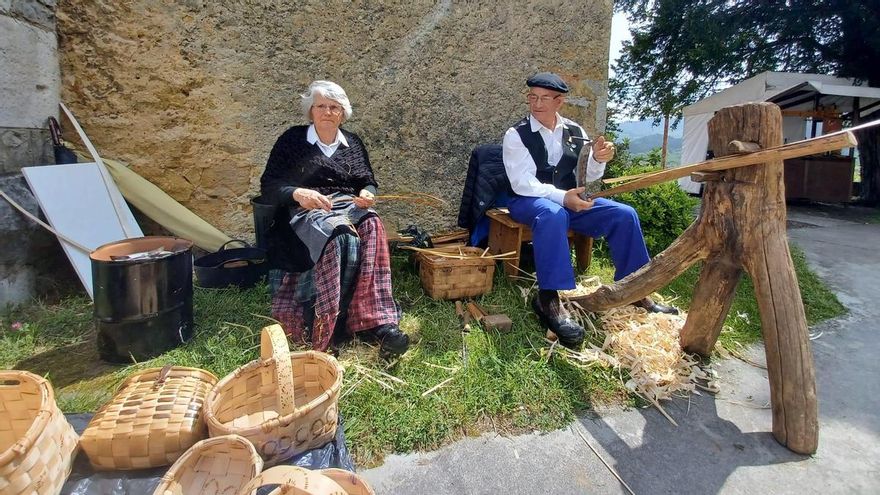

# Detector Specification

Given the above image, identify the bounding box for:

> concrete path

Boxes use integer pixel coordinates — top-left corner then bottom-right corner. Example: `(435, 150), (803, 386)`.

(361, 206), (880, 494)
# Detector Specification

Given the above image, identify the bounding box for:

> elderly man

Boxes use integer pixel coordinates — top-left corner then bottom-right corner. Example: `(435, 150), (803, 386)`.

(502, 72), (677, 348)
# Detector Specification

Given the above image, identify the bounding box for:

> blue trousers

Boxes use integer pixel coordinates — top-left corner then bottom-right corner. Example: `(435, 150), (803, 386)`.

(508, 196), (650, 290)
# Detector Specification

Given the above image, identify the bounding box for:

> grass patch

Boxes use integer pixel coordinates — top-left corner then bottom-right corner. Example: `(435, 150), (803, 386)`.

(0, 243), (846, 466)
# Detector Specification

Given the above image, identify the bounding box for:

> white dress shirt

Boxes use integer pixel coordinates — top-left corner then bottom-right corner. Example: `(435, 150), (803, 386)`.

(502, 114), (606, 205)
(307, 124), (349, 157)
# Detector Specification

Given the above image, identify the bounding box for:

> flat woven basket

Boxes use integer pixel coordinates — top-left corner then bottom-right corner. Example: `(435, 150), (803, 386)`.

(80, 365), (218, 470)
(418, 246), (496, 300)
(152, 434), (263, 495)
(204, 324), (344, 466)
(238, 465), (375, 495)
(0, 370), (79, 495)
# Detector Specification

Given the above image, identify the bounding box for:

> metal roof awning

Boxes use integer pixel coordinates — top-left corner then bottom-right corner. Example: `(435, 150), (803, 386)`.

(769, 81), (880, 119)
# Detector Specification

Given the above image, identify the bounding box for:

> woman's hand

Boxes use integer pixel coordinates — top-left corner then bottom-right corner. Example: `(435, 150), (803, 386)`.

(292, 188), (332, 211)
(352, 189), (376, 209)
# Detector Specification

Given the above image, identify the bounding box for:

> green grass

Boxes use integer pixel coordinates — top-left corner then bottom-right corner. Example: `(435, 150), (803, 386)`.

(0, 244), (846, 466)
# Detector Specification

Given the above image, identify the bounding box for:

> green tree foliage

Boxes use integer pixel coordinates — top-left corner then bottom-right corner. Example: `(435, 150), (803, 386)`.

(603, 140), (699, 255)
(611, 0), (880, 202)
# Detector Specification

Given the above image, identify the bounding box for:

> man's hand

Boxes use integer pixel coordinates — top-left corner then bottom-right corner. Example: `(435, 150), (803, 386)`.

(292, 188), (332, 211)
(352, 189), (376, 209)
(563, 187), (594, 212)
(592, 136), (615, 163)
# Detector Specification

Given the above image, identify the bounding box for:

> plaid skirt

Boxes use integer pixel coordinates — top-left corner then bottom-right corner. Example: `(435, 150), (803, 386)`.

(270, 215), (398, 351)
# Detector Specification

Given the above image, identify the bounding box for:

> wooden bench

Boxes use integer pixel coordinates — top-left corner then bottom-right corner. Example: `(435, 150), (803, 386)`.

(485, 208), (593, 278)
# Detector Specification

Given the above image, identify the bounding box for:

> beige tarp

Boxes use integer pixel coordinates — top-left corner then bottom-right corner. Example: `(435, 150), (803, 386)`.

(75, 151), (232, 252)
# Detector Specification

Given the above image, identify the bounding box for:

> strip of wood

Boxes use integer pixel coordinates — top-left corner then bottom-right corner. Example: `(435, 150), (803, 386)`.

(590, 131), (857, 199)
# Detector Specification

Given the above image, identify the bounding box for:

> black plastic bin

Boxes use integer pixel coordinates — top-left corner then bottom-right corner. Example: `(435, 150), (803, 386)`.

(251, 195), (277, 251)
(90, 236), (194, 363)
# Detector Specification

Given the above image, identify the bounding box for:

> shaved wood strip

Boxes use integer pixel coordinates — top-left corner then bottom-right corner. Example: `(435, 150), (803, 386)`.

(572, 425), (636, 495)
(590, 130), (857, 199)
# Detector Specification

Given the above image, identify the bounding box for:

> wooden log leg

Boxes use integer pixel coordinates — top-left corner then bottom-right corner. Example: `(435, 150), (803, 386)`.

(574, 234), (592, 272)
(745, 237), (818, 454)
(679, 259), (743, 356)
(572, 222), (709, 311)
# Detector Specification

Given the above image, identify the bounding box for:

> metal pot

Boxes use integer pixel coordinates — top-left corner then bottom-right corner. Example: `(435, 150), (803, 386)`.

(194, 240), (269, 288)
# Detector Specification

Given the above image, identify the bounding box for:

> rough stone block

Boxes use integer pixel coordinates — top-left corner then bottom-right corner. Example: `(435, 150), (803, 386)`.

(0, 13), (60, 128)
(0, 0), (57, 31)
(0, 127), (53, 173)
(0, 174), (76, 304)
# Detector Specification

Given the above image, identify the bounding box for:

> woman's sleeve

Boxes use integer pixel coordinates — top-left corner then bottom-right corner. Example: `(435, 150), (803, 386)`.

(353, 134), (379, 194)
(260, 130), (299, 207)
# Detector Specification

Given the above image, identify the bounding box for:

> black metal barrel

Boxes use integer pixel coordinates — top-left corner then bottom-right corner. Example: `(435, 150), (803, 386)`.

(250, 195), (276, 251)
(90, 236), (194, 363)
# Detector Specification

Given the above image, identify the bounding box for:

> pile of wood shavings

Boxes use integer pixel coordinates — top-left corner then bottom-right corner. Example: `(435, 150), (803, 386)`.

(559, 279), (717, 411)
(600, 305), (700, 402)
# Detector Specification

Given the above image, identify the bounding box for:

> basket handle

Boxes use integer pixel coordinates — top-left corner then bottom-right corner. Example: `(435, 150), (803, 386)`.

(219, 239), (251, 251)
(260, 324), (296, 416)
(237, 466), (344, 495)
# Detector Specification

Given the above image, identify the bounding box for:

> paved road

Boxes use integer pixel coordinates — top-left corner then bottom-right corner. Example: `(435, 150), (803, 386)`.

(361, 206), (880, 494)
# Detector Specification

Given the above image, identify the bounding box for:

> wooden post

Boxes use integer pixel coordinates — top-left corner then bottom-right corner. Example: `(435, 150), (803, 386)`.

(573, 103), (819, 454)
(706, 104), (817, 454)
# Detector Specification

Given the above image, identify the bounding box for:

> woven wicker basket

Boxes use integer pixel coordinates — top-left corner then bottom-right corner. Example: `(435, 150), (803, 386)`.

(238, 465), (374, 495)
(418, 246), (496, 300)
(204, 324), (343, 466)
(0, 370), (79, 495)
(152, 434), (263, 495)
(80, 365), (218, 470)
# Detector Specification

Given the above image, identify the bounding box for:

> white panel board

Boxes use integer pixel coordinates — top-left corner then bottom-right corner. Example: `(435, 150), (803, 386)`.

(22, 163), (143, 298)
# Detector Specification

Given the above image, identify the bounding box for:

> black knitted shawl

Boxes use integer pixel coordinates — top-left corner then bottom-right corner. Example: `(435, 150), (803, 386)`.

(260, 125), (378, 207)
(259, 125), (379, 272)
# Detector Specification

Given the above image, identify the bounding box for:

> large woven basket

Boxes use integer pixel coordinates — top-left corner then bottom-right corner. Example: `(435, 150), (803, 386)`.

(418, 246), (496, 300)
(153, 434), (263, 495)
(238, 465), (375, 495)
(0, 370), (79, 495)
(80, 365), (218, 470)
(204, 324), (343, 466)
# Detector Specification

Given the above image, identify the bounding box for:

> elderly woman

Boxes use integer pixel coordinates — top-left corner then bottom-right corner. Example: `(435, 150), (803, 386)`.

(260, 80), (409, 357)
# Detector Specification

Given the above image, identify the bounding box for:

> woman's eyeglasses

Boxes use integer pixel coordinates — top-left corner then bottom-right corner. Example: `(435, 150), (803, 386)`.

(313, 103), (344, 115)
(526, 93), (562, 104)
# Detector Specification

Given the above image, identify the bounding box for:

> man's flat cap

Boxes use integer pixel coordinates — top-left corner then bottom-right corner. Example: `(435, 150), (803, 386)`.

(526, 72), (569, 93)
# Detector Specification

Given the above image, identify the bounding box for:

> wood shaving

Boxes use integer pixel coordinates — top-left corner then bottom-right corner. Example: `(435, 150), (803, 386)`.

(556, 278), (719, 411)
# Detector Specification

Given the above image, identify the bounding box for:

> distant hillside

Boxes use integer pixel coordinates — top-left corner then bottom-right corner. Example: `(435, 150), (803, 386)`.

(615, 119), (683, 161)
(628, 134), (683, 155)
(617, 119), (683, 139)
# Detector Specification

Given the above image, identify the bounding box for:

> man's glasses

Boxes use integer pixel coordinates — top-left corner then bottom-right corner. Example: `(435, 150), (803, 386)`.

(313, 103), (344, 115)
(526, 93), (562, 104)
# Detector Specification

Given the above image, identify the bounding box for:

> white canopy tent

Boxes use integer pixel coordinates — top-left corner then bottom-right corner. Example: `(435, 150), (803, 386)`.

(677, 71), (880, 193)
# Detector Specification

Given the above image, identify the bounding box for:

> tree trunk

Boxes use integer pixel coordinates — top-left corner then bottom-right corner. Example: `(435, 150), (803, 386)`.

(856, 126), (880, 204)
(661, 114), (670, 168)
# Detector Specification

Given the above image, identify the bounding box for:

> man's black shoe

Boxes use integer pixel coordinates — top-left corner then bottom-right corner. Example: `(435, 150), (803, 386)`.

(531, 296), (585, 348)
(634, 297), (680, 315)
(371, 324), (410, 358)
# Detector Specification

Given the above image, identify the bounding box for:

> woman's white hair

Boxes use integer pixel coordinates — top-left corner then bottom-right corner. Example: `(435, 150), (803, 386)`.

(300, 80), (353, 121)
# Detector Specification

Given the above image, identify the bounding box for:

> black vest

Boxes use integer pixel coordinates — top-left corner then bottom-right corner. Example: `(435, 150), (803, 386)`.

(513, 116), (585, 191)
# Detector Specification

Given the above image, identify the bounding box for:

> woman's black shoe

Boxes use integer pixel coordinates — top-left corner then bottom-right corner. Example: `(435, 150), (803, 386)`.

(531, 296), (585, 348)
(371, 324), (410, 358)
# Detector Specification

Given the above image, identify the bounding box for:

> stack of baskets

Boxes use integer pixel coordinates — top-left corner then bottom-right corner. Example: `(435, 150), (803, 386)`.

(79, 365), (218, 470)
(153, 434), (263, 495)
(417, 246), (496, 299)
(0, 370), (79, 495)
(204, 324), (344, 465)
(240, 465), (375, 495)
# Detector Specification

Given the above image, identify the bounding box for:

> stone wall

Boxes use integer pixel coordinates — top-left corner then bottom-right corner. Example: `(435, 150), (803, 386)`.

(1, 0), (66, 305)
(57, 0), (612, 237)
